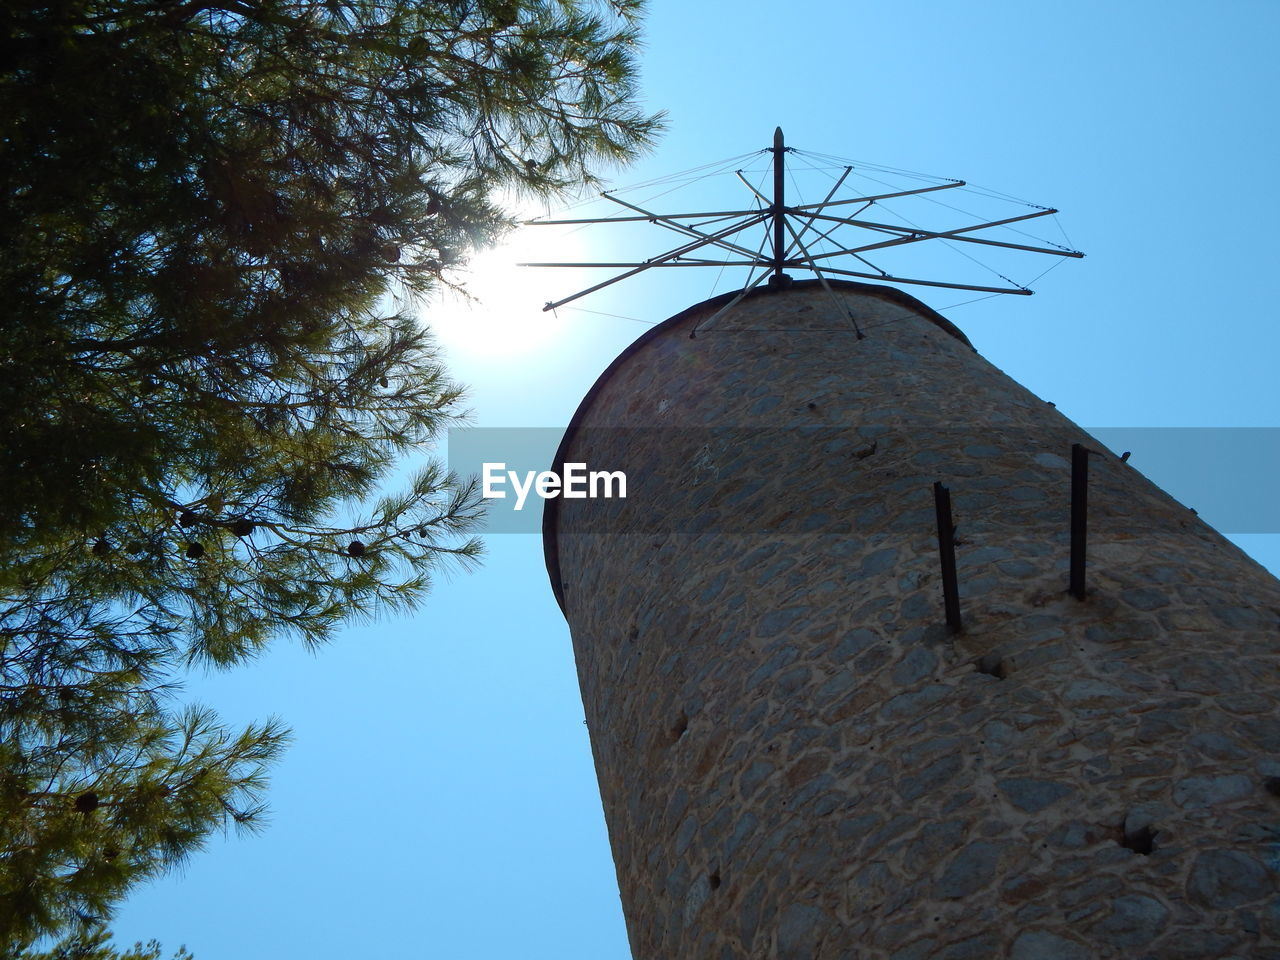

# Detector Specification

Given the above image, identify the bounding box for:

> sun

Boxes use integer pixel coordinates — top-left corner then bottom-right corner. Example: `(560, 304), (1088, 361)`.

(421, 222), (585, 363)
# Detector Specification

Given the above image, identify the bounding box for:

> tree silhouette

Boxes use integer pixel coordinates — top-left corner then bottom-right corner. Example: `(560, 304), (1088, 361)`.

(0, 0), (662, 949)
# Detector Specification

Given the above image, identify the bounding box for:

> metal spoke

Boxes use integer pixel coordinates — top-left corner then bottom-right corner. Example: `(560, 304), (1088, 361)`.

(522, 260), (760, 268)
(533, 212), (771, 312)
(601, 194), (767, 262)
(734, 170), (771, 207)
(789, 180), (966, 211)
(781, 166), (852, 261)
(812, 265), (1031, 295)
(778, 206), (865, 337)
(797, 209), (1066, 260)
(691, 264), (776, 337)
(692, 218), (778, 337)
(526, 206), (761, 226)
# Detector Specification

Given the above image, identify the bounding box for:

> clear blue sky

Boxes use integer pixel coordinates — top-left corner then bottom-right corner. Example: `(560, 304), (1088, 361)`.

(112, 2), (1280, 956)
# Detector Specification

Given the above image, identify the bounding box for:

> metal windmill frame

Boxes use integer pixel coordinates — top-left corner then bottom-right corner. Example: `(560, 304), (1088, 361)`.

(522, 128), (1084, 334)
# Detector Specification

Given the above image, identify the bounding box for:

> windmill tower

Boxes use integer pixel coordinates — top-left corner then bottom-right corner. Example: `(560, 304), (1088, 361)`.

(537, 133), (1280, 958)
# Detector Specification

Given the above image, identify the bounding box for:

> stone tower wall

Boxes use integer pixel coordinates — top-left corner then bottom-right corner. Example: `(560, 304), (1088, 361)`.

(545, 282), (1280, 959)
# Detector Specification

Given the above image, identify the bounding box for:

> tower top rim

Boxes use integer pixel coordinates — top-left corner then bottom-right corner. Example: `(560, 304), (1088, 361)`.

(541, 279), (974, 616)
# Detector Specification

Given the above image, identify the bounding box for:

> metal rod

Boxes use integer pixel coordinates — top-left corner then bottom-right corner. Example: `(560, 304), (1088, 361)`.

(934, 482), (963, 633)
(803, 264), (1031, 295)
(908, 232), (1083, 259)
(667, 257), (761, 265)
(690, 264), (776, 338)
(690, 212), (757, 230)
(537, 212), (770, 311)
(776, 210), (850, 258)
(778, 210), (864, 338)
(772, 126), (786, 281)
(524, 207), (760, 226)
(779, 165), (852, 260)
(789, 180), (965, 212)
(601, 194), (765, 261)
(783, 231), (1082, 265)
(734, 169), (770, 205)
(1070, 443), (1088, 600)
(690, 214), (778, 337)
(800, 208), (1061, 250)
(521, 260), (760, 268)
(847, 251), (889, 275)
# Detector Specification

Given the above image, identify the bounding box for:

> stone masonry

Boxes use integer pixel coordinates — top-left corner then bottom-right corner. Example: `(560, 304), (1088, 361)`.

(543, 281), (1280, 959)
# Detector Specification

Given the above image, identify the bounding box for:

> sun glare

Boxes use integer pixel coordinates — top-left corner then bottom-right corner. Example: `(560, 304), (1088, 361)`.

(422, 223), (583, 362)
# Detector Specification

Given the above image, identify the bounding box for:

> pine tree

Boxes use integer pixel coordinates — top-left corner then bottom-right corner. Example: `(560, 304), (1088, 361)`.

(0, 0), (662, 949)
(16, 926), (192, 960)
